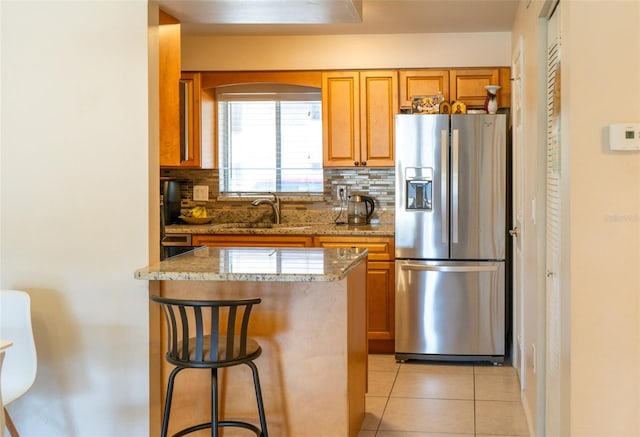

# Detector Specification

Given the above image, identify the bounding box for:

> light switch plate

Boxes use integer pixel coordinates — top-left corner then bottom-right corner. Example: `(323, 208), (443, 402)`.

(193, 185), (209, 201)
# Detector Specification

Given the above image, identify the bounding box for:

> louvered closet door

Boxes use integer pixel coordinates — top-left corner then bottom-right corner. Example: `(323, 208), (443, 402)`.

(545, 4), (563, 436)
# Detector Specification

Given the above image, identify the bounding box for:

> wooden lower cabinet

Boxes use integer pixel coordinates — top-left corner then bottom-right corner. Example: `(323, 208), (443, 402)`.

(192, 234), (314, 247)
(314, 236), (395, 353)
(192, 233), (395, 352)
(364, 261), (394, 342)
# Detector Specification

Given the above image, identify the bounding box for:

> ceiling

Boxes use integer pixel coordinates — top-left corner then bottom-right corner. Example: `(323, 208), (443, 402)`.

(159, 0), (521, 36)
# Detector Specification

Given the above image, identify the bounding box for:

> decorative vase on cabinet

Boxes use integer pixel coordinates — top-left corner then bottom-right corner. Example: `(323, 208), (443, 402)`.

(484, 85), (501, 114)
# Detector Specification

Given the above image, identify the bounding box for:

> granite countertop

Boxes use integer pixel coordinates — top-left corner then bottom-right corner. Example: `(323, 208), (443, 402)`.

(164, 222), (394, 236)
(134, 246), (368, 282)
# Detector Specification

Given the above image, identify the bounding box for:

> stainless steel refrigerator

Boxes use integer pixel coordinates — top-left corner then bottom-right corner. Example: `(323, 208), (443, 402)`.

(395, 113), (506, 363)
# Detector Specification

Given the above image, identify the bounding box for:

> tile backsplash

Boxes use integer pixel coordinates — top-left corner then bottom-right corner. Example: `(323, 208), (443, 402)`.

(161, 167), (395, 224)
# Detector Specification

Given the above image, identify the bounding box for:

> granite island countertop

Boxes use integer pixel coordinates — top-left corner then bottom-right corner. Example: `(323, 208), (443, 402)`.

(164, 222), (394, 237)
(134, 246), (368, 282)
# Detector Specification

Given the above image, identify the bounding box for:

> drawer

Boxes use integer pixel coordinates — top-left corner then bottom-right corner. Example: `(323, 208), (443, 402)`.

(193, 234), (314, 247)
(314, 236), (394, 261)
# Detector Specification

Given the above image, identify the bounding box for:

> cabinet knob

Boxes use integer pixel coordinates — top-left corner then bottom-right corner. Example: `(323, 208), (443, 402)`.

(354, 161), (360, 166)
(361, 161), (367, 166)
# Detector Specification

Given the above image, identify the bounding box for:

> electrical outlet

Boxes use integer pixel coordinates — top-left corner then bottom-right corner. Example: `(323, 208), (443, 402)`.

(193, 185), (209, 202)
(336, 184), (347, 201)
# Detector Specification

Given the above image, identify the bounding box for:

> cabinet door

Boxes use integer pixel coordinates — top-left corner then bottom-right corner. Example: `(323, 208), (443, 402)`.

(322, 71), (360, 167)
(450, 68), (500, 107)
(193, 234), (314, 247)
(367, 261), (395, 341)
(159, 11), (181, 167)
(360, 71), (397, 167)
(176, 72), (201, 168)
(161, 72), (214, 169)
(398, 70), (450, 108)
(314, 236), (395, 343)
(498, 67), (511, 108)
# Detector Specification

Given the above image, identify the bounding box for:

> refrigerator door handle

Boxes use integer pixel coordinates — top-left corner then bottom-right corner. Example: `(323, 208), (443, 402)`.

(400, 263), (499, 273)
(452, 129), (459, 243)
(441, 129), (448, 244)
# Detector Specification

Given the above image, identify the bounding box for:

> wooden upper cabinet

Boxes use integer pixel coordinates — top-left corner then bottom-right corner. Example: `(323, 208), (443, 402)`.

(322, 70), (396, 168)
(176, 72), (214, 169)
(322, 72), (360, 167)
(159, 13), (213, 169)
(177, 72), (199, 167)
(449, 68), (500, 108)
(498, 67), (511, 108)
(398, 70), (450, 108)
(360, 71), (397, 166)
(159, 11), (181, 167)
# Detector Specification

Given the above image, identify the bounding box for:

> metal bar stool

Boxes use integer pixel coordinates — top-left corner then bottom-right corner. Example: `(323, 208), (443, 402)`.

(151, 295), (268, 437)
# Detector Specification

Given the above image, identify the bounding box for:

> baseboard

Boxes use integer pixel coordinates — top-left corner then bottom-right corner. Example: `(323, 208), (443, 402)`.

(368, 339), (394, 354)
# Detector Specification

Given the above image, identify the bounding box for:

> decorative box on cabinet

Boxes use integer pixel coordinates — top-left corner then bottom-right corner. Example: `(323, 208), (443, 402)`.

(322, 71), (397, 167)
(314, 236), (395, 353)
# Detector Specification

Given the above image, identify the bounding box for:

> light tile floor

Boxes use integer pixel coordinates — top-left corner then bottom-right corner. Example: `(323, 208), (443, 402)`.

(359, 354), (530, 437)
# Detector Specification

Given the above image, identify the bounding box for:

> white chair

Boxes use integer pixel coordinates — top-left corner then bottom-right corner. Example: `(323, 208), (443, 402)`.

(0, 341), (13, 437)
(0, 290), (37, 437)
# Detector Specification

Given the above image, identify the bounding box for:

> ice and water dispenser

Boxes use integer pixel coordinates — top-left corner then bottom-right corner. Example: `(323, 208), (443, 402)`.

(405, 167), (433, 210)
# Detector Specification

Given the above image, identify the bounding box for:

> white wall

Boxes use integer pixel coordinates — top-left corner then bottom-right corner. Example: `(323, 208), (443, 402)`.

(0, 2), (152, 435)
(563, 1), (640, 435)
(512, 0), (640, 435)
(182, 32), (512, 70)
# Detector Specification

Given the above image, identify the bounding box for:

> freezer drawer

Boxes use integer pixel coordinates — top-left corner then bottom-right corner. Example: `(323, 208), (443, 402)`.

(395, 260), (505, 360)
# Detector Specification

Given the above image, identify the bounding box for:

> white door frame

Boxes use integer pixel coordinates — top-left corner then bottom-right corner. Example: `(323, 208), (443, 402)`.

(511, 36), (526, 390)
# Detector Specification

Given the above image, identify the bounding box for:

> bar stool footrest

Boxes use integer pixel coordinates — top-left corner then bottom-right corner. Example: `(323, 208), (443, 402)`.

(174, 420), (263, 436)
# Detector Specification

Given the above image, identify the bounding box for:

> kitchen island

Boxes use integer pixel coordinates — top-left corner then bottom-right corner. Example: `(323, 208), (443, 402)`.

(135, 246), (368, 437)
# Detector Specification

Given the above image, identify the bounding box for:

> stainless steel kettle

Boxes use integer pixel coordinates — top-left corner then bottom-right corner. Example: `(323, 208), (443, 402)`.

(347, 195), (375, 226)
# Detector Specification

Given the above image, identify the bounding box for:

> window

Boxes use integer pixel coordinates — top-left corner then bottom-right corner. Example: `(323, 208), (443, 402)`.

(217, 83), (323, 195)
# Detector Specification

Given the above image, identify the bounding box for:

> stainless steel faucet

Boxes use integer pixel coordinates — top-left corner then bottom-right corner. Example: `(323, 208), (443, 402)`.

(251, 192), (281, 224)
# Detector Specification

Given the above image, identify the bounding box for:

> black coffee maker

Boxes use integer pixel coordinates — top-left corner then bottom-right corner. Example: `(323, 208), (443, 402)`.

(161, 179), (182, 225)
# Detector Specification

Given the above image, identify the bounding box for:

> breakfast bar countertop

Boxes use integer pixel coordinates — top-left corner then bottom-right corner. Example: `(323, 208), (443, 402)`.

(164, 222), (394, 236)
(134, 246), (368, 282)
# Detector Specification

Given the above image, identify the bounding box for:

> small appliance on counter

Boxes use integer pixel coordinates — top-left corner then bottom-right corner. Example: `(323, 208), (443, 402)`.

(161, 179), (182, 226)
(347, 195), (375, 226)
(160, 179), (196, 259)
